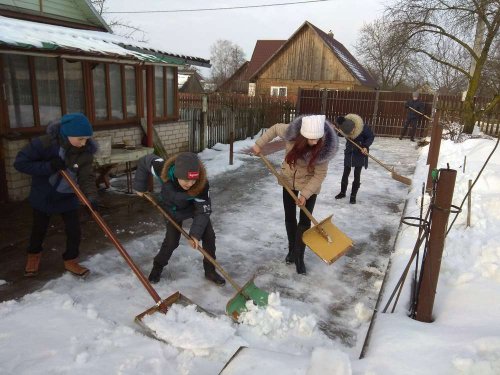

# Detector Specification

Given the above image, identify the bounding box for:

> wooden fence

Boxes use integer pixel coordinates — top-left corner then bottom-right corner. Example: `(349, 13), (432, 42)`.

(179, 93), (296, 152)
(297, 89), (499, 138)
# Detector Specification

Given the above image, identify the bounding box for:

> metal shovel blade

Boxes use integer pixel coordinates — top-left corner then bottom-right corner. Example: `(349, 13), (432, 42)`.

(226, 279), (269, 321)
(302, 215), (353, 264)
(135, 291), (212, 342)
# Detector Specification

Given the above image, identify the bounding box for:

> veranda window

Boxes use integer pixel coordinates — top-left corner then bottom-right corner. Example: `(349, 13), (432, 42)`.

(2, 54), (34, 128)
(34, 56), (61, 125)
(153, 66), (178, 120)
(62, 60), (85, 114)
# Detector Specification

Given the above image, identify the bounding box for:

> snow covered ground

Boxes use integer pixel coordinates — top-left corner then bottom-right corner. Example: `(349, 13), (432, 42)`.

(0, 132), (498, 374)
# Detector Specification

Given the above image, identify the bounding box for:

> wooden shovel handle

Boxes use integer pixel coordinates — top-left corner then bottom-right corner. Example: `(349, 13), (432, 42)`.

(331, 123), (394, 173)
(60, 170), (162, 304)
(258, 154), (319, 226)
(141, 192), (243, 292)
(408, 106), (433, 121)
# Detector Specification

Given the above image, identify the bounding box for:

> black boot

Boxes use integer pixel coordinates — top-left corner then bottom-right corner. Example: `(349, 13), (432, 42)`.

(294, 225), (309, 275)
(285, 221), (297, 264)
(148, 262), (164, 284)
(335, 182), (348, 199)
(350, 182), (360, 204)
(205, 269), (226, 286)
(204, 261), (226, 286)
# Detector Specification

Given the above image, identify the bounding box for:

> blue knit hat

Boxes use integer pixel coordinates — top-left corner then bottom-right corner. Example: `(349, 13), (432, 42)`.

(60, 113), (93, 137)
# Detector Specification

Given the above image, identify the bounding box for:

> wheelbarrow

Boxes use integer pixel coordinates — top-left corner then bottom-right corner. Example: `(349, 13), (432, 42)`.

(60, 170), (199, 341)
(258, 154), (353, 264)
(141, 192), (269, 321)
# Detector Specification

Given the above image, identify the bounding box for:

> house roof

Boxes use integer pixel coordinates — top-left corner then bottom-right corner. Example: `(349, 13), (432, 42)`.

(249, 21), (376, 88)
(309, 23), (376, 87)
(0, 15), (210, 67)
(0, 0), (111, 32)
(244, 40), (285, 80)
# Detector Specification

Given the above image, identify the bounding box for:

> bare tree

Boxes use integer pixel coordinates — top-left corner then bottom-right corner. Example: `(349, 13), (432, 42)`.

(90, 0), (148, 42)
(477, 37), (500, 98)
(355, 17), (417, 90)
(210, 40), (246, 87)
(388, 0), (500, 133)
(421, 39), (469, 94)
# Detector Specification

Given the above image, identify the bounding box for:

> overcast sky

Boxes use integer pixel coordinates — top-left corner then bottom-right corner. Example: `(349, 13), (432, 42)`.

(103, 0), (386, 74)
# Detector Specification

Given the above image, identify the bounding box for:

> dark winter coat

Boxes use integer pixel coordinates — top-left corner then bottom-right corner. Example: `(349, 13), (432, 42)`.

(14, 121), (98, 214)
(341, 114), (375, 169)
(133, 153), (212, 240)
(255, 116), (339, 199)
(405, 99), (424, 120)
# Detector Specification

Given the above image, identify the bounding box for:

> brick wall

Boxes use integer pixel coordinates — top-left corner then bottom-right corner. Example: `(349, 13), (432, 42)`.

(2, 120), (190, 201)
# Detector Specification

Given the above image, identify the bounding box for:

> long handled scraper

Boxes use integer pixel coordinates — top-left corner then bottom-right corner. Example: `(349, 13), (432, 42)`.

(60, 170), (199, 341)
(259, 154), (353, 264)
(142, 192), (269, 321)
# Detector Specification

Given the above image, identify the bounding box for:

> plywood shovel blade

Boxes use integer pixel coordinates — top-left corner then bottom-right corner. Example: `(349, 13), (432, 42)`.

(302, 215), (353, 264)
(226, 279), (269, 322)
(135, 291), (213, 342)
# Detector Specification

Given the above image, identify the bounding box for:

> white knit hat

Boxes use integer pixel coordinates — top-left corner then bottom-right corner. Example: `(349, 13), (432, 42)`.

(300, 115), (325, 139)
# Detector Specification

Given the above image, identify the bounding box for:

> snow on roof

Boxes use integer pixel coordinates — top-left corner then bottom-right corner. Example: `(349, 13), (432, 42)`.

(0, 16), (209, 67)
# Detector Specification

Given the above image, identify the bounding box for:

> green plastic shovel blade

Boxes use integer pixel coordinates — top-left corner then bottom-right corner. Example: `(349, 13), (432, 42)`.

(226, 279), (269, 321)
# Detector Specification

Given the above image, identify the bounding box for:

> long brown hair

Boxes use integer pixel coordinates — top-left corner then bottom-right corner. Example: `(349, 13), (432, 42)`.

(285, 133), (324, 172)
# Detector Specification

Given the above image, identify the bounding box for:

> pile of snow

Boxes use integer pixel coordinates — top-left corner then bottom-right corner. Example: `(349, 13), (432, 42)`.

(238, 292), (317, 338)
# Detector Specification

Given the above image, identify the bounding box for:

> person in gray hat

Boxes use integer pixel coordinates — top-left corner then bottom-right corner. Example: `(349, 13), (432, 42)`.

(133, 152), (225, 286)
(400, 92), (424, 142)
(334, 114), (375, 204)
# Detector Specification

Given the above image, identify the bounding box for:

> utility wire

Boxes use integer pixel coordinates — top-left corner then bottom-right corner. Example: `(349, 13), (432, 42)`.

(105, 0), (334, 14)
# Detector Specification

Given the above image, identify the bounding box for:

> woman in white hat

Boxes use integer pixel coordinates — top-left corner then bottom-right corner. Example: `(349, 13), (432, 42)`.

(252, 115), (339, 274)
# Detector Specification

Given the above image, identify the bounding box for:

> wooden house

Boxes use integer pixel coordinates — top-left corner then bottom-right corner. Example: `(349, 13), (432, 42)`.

(178, 70), (206, 94)
(0, 0), (209, 202)
(218, 40), (285, 94)
(221, 21), (376, 98)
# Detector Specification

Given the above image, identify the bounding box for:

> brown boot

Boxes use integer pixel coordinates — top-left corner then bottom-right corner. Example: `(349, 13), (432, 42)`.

(24, 253), (42, 277)
(64, 259), (89, 277)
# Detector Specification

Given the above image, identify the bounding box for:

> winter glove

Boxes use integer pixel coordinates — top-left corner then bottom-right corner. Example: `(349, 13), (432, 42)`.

(50, 157), (66, 172)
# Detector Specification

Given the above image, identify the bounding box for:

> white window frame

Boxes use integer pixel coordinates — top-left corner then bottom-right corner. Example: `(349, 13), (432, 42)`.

(270, 86), (287, 97)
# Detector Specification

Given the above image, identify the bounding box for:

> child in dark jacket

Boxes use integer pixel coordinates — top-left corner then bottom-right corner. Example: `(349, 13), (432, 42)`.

(334, 114), (375, 204)
(14, 113), (98, 277)
(133, 152), (225, 285)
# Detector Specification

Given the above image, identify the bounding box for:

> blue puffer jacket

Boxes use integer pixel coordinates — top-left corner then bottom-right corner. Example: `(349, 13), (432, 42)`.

(342, 114), (375, 169)
(14, 121), (98, 214)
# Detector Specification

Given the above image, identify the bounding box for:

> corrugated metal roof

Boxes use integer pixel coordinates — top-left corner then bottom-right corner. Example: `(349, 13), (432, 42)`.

(0, 15), (210, 67)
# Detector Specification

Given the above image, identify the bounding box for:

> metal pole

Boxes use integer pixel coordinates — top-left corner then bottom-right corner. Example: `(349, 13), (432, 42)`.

(467, 179), (472, 227)
(426, 110), (442, 192)
(321, 88), (328, 115)
(146, 66), (154, 148)
(415, 168), (457, 322)
(201, 94), (208, 151)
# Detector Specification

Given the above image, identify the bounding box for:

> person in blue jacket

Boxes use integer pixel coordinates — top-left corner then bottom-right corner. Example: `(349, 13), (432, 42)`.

(14, 113), (98, 277)
(133, 152), (225, 285)
(334, 114), (375, 204)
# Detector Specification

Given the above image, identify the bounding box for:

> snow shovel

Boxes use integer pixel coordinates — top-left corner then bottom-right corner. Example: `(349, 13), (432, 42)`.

(332, 124), (412, 186)
(408, 106), (433, 121)
(141, 192), (269, 321)
(258, 154), (353, 264)
(59, 170), (197, 338)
